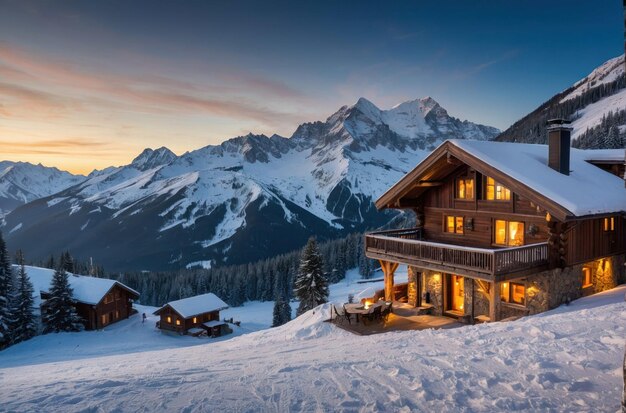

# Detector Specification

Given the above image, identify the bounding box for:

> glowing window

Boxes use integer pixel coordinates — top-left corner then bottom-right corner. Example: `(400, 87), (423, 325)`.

(494, 220), (524, 246)
(175, 319), (181, 326)
(166, 316), (172, 323)
(500, 282), (525, 305)
(582, 267), (592, 288)
(485, 177), (511, 201)
(101, 314), (108, 325)
(603, 217), (615, 232)
(456, 178), (474, 199)
(193, 317), (197, 324)
(445, 216), (464, 234)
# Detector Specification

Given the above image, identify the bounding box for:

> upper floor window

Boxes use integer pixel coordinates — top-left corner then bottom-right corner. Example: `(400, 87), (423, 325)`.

(603, 217), (615, 232)
(456, 178), (474, 200)
(494, 220), (524, 246)
(104, 293), (114, 304)
(484, 177), (511, 201)
(445, 216), (464, 234)
(500, 282), (525, 305)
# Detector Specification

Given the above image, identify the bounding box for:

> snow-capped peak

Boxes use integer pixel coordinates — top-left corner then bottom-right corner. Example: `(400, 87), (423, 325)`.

(131, 147), (177, 171)
(560, 54), (625, 103)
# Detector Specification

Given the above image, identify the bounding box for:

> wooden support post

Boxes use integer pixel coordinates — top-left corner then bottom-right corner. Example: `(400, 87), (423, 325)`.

(489, 280), (500, 322)
(380, 260), (399, 302)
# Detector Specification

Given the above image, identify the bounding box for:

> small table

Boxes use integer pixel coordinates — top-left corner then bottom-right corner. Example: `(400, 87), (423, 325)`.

(344, 301), (388, 322)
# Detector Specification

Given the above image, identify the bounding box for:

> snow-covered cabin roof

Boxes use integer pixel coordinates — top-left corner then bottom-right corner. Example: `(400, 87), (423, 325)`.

(581, 148), (625, 163)
(154, 293), (229, 319)
(376, 140), (626, 220)
(18, 265), (140, 306)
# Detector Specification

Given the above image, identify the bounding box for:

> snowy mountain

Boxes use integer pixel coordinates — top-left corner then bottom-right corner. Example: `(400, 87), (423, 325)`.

(497, 54), (625, 146)
(2, 97), (499, 271)
(0, 161), (85, 215)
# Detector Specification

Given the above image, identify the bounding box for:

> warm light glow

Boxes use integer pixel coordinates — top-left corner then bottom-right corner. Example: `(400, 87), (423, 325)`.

(485, 177), (511, 201)
(545, 213), (551, 222)
(166, 316), (172, 323)
(193, 317), (197, 323)
(364, 300), (372, 310)
(176, 319), (181, 326)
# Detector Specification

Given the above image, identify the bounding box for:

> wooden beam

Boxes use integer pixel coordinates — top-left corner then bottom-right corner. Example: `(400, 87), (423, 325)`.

(379, 260), (399, 302)
(489, 280), (501, 322)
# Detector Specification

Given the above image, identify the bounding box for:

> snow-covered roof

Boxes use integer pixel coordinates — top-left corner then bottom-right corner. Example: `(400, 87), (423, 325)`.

(156, 293), (229, 319)
(18, 265), (140, 306)
(581, 149), (625, 163)
(448, 140), (626, 217)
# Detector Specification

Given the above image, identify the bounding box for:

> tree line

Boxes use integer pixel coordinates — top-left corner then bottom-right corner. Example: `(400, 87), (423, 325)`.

(111, 232), (376, 308)
(0, 232), (82, 350)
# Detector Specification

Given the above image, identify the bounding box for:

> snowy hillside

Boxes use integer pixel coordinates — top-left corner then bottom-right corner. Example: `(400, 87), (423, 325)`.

(3, 97), (499, 271)
(1, 283), (624, 412)
(496, 53), (625, 145)
(0, 161), (84, 215)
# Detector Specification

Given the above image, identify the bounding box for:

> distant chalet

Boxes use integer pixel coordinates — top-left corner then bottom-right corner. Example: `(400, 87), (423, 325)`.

(24, 265), (140, 330)
(154, 293), (231, 337)
(366, 120), (626, 323)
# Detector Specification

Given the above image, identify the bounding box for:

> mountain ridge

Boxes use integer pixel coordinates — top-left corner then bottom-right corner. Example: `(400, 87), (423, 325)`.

(2, 96), (499, 271)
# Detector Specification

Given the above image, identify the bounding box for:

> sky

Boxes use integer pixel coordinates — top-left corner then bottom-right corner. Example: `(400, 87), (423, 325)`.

(0, 0), (623, 174)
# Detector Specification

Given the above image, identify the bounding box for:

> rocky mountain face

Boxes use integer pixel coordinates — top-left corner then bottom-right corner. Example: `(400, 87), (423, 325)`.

(0, 162), (85, 216)
(497, 54), (625, 147)
(2, 97), (499, 271)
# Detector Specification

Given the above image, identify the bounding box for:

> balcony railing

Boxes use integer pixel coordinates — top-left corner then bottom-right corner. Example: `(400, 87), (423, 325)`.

(365, 228), (548, 279)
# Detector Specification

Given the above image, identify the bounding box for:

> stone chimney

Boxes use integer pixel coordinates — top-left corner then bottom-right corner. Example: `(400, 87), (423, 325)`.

(546, 118), (572, 175)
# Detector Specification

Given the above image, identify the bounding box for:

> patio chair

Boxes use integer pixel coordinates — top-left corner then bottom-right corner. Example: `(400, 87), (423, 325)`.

(333, 305), (351, 325)
(380, 302), (392, 323)
(342, 304), (353, 325)
(362, 305), (382, 325)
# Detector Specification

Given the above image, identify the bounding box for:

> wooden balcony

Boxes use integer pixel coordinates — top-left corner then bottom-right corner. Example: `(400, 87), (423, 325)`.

(365, 228), (549, 281)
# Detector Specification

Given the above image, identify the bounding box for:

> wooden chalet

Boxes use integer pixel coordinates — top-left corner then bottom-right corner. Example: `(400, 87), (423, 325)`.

(154, 293), (231, 336)
(366, 120), (626, 322)
(37, 268), (140, 330)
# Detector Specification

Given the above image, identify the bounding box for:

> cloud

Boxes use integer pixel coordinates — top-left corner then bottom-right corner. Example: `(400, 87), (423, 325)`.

(0, 42), (311, 128)
(0, 137), (120, 156)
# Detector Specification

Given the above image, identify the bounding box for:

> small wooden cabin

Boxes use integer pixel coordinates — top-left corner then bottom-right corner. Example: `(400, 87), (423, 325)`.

(39, 271), (140, 330)
(366, 121), (626, 322)
(154, 293), (231, 336)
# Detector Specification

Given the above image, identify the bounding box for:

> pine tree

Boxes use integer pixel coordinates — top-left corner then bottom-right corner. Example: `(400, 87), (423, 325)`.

(271, 295), (292, 327)
(294, 238), (328, 316)
(0, 231), (12, 348)
(42, 258), (83, 334)
(605, 125), (622, 149)
(9, 251), (36, 344)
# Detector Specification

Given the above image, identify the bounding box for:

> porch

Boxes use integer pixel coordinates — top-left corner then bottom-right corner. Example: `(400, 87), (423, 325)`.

(330, 310), (461, 336)
(365, 228), (549, 282)
(365, 228), (550, 322)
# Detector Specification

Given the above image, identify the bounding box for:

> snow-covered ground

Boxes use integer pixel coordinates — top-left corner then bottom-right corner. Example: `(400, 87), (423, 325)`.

(0, 278), (624, 412)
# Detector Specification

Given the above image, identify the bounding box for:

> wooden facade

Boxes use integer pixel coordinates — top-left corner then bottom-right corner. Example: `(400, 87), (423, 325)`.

(154, 305), (222, 335)
(41, 283), (139, 330)
(367, 140), (626, 322)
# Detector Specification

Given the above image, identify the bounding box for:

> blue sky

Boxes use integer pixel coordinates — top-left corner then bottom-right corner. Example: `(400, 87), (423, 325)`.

(0, 0), (622, 172)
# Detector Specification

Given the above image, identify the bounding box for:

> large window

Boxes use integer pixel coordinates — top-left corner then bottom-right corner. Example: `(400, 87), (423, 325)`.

(101, 314), (109, 325)
(484, 177), (511, 201)
(494, 220), (524, 246)
(445, 216), (464, 234)
(456, 178), (474, 200)
(500, 282), (525, 305)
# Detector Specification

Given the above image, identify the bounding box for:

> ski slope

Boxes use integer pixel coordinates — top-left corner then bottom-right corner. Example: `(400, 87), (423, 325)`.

(0, 281), (624, 412)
